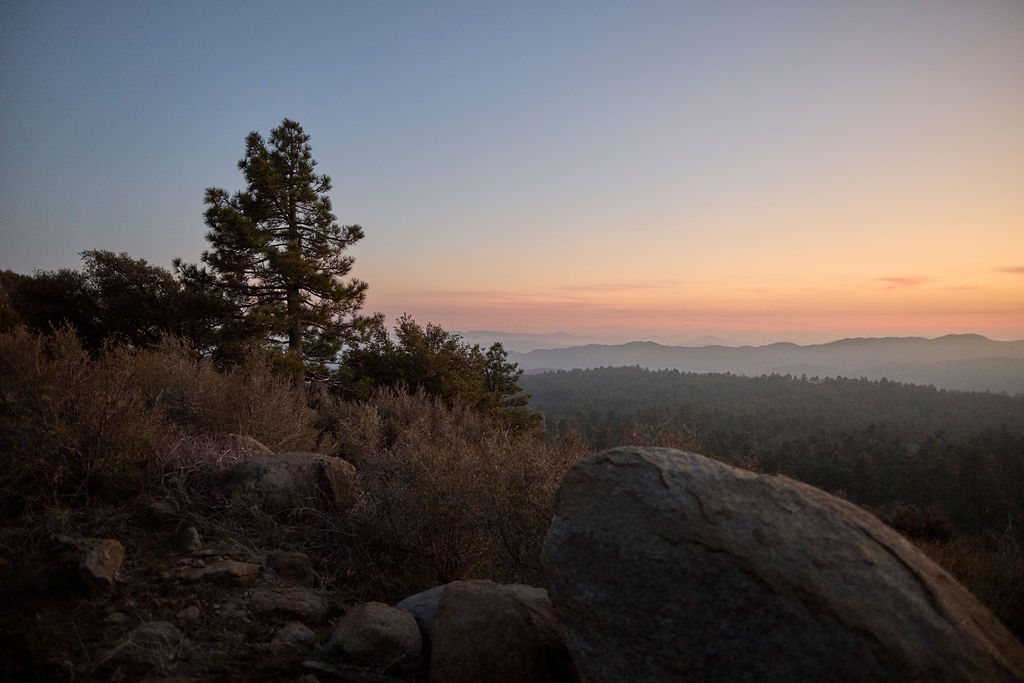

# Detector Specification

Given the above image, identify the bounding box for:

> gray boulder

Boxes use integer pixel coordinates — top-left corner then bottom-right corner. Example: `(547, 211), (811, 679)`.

(322, 601), (422, 676)
(395, 584), (446, 650)
(543, 447), (1024, 682)
(225, 451), (359, 514)
(429, 580), (577, 683)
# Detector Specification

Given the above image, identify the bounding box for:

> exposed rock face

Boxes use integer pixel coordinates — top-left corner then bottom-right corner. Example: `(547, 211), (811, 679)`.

(543, 447), (1024, 682)
(225, 452), (359, 514)
(429, 580), (577, 683)
(323, 601), (422, 676)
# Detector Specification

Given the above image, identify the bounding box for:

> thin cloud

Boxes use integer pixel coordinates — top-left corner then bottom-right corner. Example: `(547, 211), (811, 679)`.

(558, 281), (682, 294)
(876, 276), (932, 290)
(997, 266), (1024, 275)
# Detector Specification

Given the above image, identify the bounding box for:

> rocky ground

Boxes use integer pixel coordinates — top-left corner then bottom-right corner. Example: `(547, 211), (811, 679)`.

(3, 446), (1023, 682)
(0, 497), (363, 681)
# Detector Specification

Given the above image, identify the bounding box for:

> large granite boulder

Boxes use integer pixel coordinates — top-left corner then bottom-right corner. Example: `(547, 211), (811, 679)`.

(542, 447), (1024, 682)
(429, 580), (577, 683)
(225, 452), (359, 514)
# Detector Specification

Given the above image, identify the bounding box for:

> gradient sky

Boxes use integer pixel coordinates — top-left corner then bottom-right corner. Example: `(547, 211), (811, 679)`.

(2, 1), (1022, 345)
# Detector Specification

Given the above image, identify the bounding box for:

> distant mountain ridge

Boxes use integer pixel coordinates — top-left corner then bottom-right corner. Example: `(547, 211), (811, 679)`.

(507, 334), (1024, 394)
(457, 330), (728, 353)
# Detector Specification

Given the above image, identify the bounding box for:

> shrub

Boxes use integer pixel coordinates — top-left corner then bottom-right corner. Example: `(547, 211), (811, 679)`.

(918, 526), (1024, 639)
(129, 337), (324, 453)
(0, 327), (160, 511)
(873, 503), (955, 542)
(326, 389), (585, 597)
(0, 327), (332, 513)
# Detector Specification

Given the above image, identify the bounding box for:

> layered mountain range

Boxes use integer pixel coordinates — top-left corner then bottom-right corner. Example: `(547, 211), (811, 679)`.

(506, 334), (1024, 394)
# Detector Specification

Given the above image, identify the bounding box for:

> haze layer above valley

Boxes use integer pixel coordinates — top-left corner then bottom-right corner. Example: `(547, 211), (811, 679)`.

(462, 333), (1024, 395)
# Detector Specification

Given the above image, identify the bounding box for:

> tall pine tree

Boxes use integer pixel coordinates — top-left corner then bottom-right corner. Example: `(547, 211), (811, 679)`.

(201, 119), (368, 371)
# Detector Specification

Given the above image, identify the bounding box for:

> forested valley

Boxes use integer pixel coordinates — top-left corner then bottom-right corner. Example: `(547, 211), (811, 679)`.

(524, 367), (1024, 537)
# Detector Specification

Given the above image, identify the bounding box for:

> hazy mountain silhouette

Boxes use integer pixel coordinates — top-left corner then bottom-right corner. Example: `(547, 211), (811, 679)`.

(508, 334), (1024, 394)
(458, 330), (728, 353)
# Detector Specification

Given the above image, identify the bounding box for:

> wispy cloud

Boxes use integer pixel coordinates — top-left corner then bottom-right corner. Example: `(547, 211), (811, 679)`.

(557, 281), (682, 294)
(997, 266), (1024, 275)
(876, 276), (932, 290)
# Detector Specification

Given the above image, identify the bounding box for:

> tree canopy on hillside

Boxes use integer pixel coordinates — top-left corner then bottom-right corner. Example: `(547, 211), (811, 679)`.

(342, 315), (540, 432)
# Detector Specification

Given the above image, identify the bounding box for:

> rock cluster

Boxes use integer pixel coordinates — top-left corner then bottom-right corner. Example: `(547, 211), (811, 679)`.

(24, 445), (1024, 681)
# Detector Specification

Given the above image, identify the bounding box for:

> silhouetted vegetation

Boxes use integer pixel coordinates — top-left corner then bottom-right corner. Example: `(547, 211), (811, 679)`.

(339, 314), (541, 433)
(184, 118), (373, 375)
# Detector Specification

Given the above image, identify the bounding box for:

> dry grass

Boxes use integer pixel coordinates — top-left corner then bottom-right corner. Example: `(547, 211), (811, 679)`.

(0, 326), (587, 602)
(130, 336), (324, 453)
(325, 389), (587, 598)
(0, 327), (160, 509)
(918, 527), (1024, 639)
(0, 327), (327, 514)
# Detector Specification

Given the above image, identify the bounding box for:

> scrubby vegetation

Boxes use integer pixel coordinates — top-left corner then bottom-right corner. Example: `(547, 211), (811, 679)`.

(0, 326), (581, 589)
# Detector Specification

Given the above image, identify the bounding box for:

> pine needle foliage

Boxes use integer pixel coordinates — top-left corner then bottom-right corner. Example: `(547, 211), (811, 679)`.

(201, 119), (368, 371)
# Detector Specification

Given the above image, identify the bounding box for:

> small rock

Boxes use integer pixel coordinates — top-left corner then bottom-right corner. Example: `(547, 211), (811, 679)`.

(266, 550), (315, 587)
(99, 621), (183, 669)
(57, 536), (124, 588)
(179, 560), (261, 585)
(215, 600), (249, 620)
(176, 606), (201, 622)
(322, 602), (422, 676)
(172, 526), (202, 554)
(270, 622), (317, 655)
(249, 586), (328, 622)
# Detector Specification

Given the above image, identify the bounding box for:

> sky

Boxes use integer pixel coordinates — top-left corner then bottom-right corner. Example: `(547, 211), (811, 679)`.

(2, 1), (1022, 346)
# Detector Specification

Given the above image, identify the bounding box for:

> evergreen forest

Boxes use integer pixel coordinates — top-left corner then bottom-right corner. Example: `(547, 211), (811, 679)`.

(524, 367), (1024, 537)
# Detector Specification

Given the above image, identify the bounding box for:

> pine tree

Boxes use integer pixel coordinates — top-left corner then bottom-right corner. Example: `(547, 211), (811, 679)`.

(201, 119), (367, 371)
